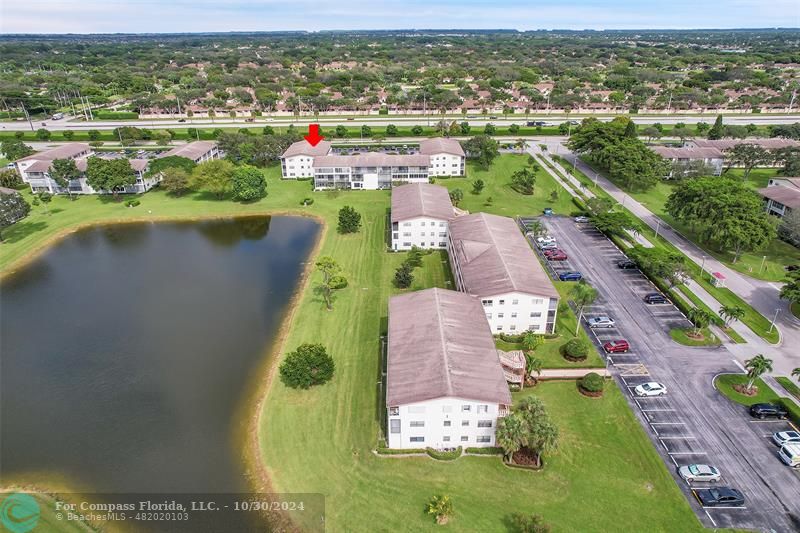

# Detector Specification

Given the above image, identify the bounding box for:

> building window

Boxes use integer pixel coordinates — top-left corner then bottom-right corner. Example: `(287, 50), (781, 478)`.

(496, 325), (503, 331)
(532, 298), (544, 305)
(499, 299), (505, 305)
(477, 405), (488, 414)
(403, 222), (412, 227)
(410, 421), (424, 427)
(476, 436), (491, 443)
(403, 242), (412, 247)
(410, 437), (425, 443)
(529, 324), (541, 331)
(462, 420), (470, 426)
(389, 406), (399, 416)
(420, 221), (426, 226)
(510, 325), (516, 331)
(439, 221), (446, 227)
(461, 405), (471, 412)
(511, 312), (517, 318)
(497, 313), (504, 318)
(530, 312), (542, 318)
(390, 419), (401, 433)
(481, 299), (493, 307)
(461, 436), (469, 442)
(443, 436), (451, 442)
(512, 299), (519, 305)
(444, 420), (451, 427)
(478, 420), (492, 428)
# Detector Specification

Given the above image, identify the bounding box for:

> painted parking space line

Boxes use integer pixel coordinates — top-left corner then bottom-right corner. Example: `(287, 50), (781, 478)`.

(650, 422), (687, 425)
(641, 408), (676, 412)
(659, 436), (696, 440)
(704, 510), (717, 527)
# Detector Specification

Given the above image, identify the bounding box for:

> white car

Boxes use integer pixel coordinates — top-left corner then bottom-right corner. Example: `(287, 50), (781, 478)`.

(634, 382), (667, 397)
(678, 464), (721, 483)
(536, 236), (556, 245)
(574, 215), (590, 223)
(772, 431), (800, 447)
(587, 316), (615, 328)
(539, 241), (558, 250)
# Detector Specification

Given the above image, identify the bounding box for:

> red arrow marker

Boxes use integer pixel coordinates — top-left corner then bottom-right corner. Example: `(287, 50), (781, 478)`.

(304, 123), (324, 146)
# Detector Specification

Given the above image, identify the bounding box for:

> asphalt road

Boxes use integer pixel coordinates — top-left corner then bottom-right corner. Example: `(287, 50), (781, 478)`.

(3, 113), (800, 132)
(534, 216), (800, 532)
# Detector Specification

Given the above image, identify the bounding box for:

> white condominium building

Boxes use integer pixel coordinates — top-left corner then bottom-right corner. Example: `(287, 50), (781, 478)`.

(419, 138), (466, 177)
(448, 213), (560, 334)
(386, 288), (512, 450)
(390, 183), (456, 251)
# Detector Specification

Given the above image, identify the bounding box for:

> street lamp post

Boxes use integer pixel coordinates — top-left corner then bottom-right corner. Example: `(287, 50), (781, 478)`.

(700, 255), (706, 279)
(655, 218), (661, 240)
(769, 308), (780, 333)
(759, 255), (767, 274)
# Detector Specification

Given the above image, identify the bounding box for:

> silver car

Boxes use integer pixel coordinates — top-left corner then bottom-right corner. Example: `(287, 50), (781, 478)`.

(587, 316), (615, 328)
(679, 464), (721, 483)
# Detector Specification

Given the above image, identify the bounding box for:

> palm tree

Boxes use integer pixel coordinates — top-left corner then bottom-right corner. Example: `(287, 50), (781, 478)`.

(744, 355), (773, 393)
(525, 354), (543, 386)
(495, 414), (526, 461)
(792, 367), (800, 383)
(514, 138), (527, 154)
(719, 305), (745, 328)
(687, 308), (713, 337)
(569, 281), (598, 335)
(526, 220), (546, 239)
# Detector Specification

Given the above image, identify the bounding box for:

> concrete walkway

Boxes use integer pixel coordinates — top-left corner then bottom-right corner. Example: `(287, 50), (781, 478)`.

(537, 368), (609, 379)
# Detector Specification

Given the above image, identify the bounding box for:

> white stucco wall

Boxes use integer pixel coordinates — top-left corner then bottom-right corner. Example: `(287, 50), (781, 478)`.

(427, 153), (465, 176)
(477, 291), (555, 334)
(281, 155), (315, 178)
(387, 396), (504, 449)
(391, 216), (449, 250)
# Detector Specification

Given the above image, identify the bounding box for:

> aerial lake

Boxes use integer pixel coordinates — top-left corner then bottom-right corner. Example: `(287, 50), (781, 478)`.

(0, 216), (319, 498)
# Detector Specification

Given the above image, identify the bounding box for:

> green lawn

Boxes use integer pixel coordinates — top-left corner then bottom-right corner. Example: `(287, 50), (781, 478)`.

(776, 377), (800, 401)
(669, 327), (721, 347)
(1, 156), (705, 532)
(714, 374), (781, 406)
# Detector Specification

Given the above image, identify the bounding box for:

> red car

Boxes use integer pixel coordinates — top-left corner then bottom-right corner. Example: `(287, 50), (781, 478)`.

(547, 251), (568, 261)
(603, 339), (630, 353)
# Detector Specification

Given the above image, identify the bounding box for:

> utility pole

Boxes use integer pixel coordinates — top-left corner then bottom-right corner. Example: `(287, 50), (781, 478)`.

(789, 89), (797, 113)
(20, 102), (34, 132)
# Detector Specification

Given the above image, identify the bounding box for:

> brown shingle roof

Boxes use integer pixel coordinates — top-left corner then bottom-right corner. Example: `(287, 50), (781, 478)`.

(159, 141), (217, 161)
(387, 288), (512, 406)
(391, 183), (454, 222)
(281, 140), (332, 158)
(651, 146), (724, 159)
(759, 186), (800, 209)
(16, 143), (91, 162)
(449, 213), (559, 299)
(419, 138), (465, 157)
(313, 153), (429, 168)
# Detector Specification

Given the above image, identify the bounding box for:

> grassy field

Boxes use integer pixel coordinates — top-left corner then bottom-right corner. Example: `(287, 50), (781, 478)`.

(669, 327), (721, 347)
(1, 154), (706, 532)
(776, 377), (800, 401)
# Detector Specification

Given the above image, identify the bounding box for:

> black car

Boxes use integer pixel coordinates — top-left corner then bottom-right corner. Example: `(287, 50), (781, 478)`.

(749, 403), (789, 420)
(526, 121), (546, 127)
(643, 292), (667, 304)
(617, 259), (637, 269)
(694, 487), (745, 507)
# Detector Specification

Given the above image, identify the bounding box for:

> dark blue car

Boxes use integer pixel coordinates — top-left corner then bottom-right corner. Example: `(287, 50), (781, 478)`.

(559, 271), (582, 281)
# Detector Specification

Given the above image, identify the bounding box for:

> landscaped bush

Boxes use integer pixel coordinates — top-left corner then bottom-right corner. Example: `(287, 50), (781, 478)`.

(511, 512), (552, 533)
(562, 338), (588, 361)
(464, 446), (503, 455)
(279, 343), (335, 389)
(426, 447), (462, 461)
(95, 110), (139, 120)
(329, 275), (348, 290)
(300, 197), (314, 206)
(778, 397), (800, 426)
(124, 199), (141, 207)
(376, 447), (426, 455)
(497, 333), (525, 343)
(579, 372), (605, 397)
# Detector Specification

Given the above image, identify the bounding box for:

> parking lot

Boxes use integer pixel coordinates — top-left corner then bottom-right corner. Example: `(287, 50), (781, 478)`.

(521, 215), (800, 531)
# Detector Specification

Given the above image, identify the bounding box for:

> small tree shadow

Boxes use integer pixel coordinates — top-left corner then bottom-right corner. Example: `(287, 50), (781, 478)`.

(3, 220), (49, 243)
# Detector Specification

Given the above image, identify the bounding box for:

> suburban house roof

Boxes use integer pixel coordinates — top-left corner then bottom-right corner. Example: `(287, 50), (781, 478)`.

(387, 288), (512, 407)
(16, 143), (91, 162)
(651, 146), (724, 159)
(759, 185), (800, 209)
(391, 183), (454, 222)
(313, 153), (429, 168)
(689, 139), (800, 151)
(281, 140), (332, 158)
(449, 212), (560, 299)
(770, 177), (800, 190)
(419, 138), (466, 157)
(159, 141), (217, 160)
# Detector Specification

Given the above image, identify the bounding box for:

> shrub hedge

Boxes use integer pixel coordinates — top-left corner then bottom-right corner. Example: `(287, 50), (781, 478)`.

(426, 447), (462, 461)
(562, 338), (588, 361)
(464, 447), (503, 455)
(579, 372), (605, 395)
(376, 447), (426, 455)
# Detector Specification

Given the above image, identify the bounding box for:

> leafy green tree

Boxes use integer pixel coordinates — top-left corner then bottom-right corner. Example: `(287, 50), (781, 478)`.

(521, 331), (543, 352)
(232, 165), (267, 201)
(780, 271), (800, 306)
(37, 191), (52, 214)
(744, 354), (773, 393)
(624, 120), (637, 138)
(50, 158), (81, 200)
(592, 210), (640, 240)
(0, 190), (30, 241)
(627, 245), (688, 288)
(36, 128), (51, 141)
(514, 396), (559, 468)
(449, 188), (464, 207)
(666, 177), (776, 261)
(719, 305), (745, 328)
(1, 139), (34, 161)
(483, 123), (496, 135)
(471, 178), (485, 194)
(642, 126), (661, 141)
(360, 125), (372, 137)
(385, 124), (398, 136)
(262, 125), (274, 135)
(160, 167), (191, 196)
(279, 343), (335, 389)
(87, 129), (102, 141)
(0, 169), (21, 188)
(85, 157), (136, 198)
(510, 167), (536, 195)
(146, 155), (196, 177)
(514, 138), (527, 153)
(459, 121), (471, 135)
(586, 197), (614, 215)
(509, 124), (520, 134)
(62, 131), (75, 141)
(510, 513), (551, 533)
(569, 281), (598, 335)
(315, 255), (346, 310)
(394, 262), (414, 288)
(338, 205), (362, 234)
(777, 147), (800, 176)
(724, 144), (772, 179)
(411, 125), (424, 136)
(496, 414), (526, 461)
(708, 114), (724, 140)
(406, 246), (424, 268)
(462, 135), (499, 169)
(190, 159), (235, 199)
(335, 125), (348, 138)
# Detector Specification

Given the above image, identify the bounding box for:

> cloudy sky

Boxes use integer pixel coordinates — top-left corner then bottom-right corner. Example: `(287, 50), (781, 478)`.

(1, 0), (797, 34)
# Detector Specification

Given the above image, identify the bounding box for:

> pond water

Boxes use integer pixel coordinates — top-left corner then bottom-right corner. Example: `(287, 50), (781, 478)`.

(0, 216), (319, 497)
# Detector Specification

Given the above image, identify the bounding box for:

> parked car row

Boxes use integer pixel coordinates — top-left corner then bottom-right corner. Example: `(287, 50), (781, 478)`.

(536, 235), (584, 281)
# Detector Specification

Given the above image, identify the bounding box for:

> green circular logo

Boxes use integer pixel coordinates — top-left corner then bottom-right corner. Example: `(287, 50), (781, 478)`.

(0, 493), (40, 533)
